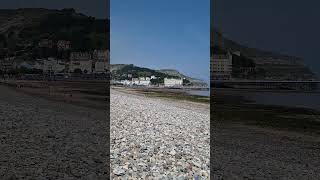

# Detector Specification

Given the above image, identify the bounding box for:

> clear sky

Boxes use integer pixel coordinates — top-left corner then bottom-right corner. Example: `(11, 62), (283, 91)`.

(213, 0), (320, 78)
(111, 0), (210, 82)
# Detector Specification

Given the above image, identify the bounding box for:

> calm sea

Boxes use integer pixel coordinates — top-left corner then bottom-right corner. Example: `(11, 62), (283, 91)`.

(187, 90), (210, 97)
(186, 88), (320, 111)
(215, 89), (320, 111)
(246, 91), (320, 111)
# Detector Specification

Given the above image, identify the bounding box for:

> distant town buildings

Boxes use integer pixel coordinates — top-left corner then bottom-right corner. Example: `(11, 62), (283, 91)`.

(43, 58), (66, 73)
(93, 50), (109, 61)
(129, 77), (151, 86)
(70, 52), (91, 61)
(92, 50), (109, 72)
(0, 57), (16, 72)
(212, 52), (233, 80)
(38, 39), (54, 48)
(57, 40), (71, 50)
(164, 78), (183, 87)
(70, 59), (93, 74)
(0, 50), (109, 75)
(0, 37), (110, 80)
(113, 76), (159, 87)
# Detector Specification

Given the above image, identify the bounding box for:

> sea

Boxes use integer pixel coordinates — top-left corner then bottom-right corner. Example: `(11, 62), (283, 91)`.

(245, 91), (320, 111)
(185, 88), (320, 111)
(215, 89), (320, 111)
(186, 90), (210, 97)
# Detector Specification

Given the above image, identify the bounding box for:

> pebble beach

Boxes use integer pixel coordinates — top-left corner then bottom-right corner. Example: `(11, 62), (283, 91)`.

(110, 89), (210, 179)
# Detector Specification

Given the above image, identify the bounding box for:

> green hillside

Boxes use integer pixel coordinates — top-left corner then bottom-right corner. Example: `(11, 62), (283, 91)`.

(211, 27), (316, 80)
(0, 8), (109, 59)
(110, 64), (208, 86)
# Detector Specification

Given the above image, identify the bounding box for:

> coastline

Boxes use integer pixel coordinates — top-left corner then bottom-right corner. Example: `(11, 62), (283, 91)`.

(1, 80), (319, 178)
(111, 86), (210, 105)
(1, 80), (318, 137)
(0, 79), (109, 110)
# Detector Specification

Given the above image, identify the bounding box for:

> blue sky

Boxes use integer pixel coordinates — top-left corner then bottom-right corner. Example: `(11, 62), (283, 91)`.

(111, 0), (210, 82)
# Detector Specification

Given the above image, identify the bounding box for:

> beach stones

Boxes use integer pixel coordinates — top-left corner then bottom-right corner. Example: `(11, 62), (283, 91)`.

(110, 89), (210, 179)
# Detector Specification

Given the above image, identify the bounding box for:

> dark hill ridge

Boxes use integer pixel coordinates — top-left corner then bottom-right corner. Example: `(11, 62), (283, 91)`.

(212, 27), (317, 80)
(0, 8), (109, 57)
(110, 64), (208, 86)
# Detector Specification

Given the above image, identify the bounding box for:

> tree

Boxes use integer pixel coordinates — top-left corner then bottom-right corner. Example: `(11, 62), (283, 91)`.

(150, 78), (164, 85)
(183, 78), (191, 86)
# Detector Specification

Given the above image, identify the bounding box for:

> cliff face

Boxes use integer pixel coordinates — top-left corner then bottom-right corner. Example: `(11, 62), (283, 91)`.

(211, 27), (316, 80)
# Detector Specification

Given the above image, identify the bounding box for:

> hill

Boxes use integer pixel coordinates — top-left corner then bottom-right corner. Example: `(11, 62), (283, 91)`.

(110, 64), (208, 86)
(0, 8), (109, 59)
(212, 27), (316, 80)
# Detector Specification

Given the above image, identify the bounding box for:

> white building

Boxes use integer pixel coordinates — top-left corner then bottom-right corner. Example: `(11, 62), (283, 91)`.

(70, 52), (93, 74)
(212, 52), (233, 80)
(57, 40), (71, 50)
(43, 58), (66, 73)
(93, 50), (110, 70)
(70, 52), (92, 61)
(0, 57), (16, 72)
(93, 50), (109, 61)
(94, 61), (108, 73)
(164, 78), (183, 87)
(132, 78), (140, 85)
(139, 80), (151, 86)
(132, 77), (151, 86)
(120, 80), (132, 86)
(69, 59), (92, 74)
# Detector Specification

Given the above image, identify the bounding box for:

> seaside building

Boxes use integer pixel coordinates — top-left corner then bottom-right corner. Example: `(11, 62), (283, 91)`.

(38, 39), (54, 48)
(57, 40), (71, 50)
(69, 59), (92, 74)
(70, 52), (92, 61)
(94, 61), (107, 73)
(70, 52), (93, 74)
(93, 50), (109, 61)
(0, 57), (16, 72)
(120, 80), (132, 86)
(164, 78), (183, 87)
(132, 78), (139, 85)
(212, 52), (233, 80)
(139, 77), (151, 86)
(93, 50), (110, 70)
(132, 77), (151, 86)
(43, 58), (66, 73)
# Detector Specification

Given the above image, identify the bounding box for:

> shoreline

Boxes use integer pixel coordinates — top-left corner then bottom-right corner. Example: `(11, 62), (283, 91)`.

(212, 87), (320, 94)
(111, 86), (210, 104)
(1, 80), (319, 136)
(0, 80), (108, 110)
